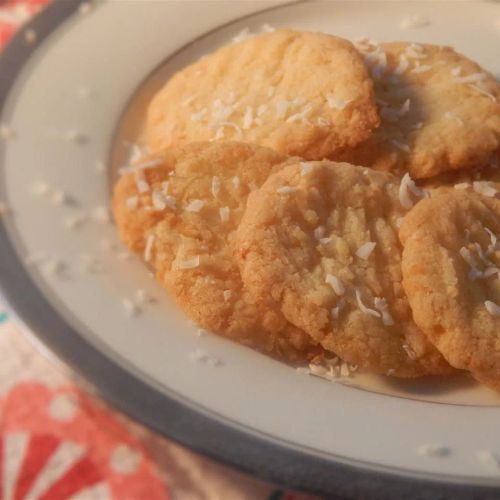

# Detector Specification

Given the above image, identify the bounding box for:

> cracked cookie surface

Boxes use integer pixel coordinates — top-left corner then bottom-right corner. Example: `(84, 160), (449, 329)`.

(146, 30), (379, 160)
(236, 160), (452, 376)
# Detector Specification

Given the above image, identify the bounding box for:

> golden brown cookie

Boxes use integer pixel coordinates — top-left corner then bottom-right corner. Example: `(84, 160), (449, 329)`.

(338, 41), (500, 179)
(236, 160), (452, 377)
(146, 30), (379, 160)
(423, 157), (500, 198)
(400, 191), (500, 390)
(112, 141), (321, 362)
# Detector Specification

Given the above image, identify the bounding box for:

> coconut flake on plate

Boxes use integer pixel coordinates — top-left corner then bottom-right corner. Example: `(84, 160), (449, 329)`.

(300, 162), (314, 176)
(189, 348), (223, 367)
(0, 123), (16, 140)
(417, 444), (450, 457)
(400, 14), (431, 29)
(64, 213), (88, 230)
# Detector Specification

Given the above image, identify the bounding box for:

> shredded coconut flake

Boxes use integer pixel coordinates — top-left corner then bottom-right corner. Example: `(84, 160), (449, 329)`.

(242, 106), (253, 129)
(223, 289), (232, 302)
(31, 181), (51, 197)
(181, 95), (195, 107)
(126, 196), (138, 210)
(185, 199), (205, 212)
(122, 299), (140, 317)
(468, 84), (497, 102)
(314, 226), (325, 240)
(325, 274), (345, 296)
(444, 111), (464, 126)
(232, 27), (251, 43)
(485, 228), (497, 255)
(135, 289), (155, 304)
(44, 258), (67, 278)
(454, 182), (470, 190)
(261, 23), (275, 32)
(485, 301), (500, 317)
(417, 444), (450, 457)
(219, 206), (230, 222)
(92, 206), (110, 223)
(356, 241), (377, 260)
(286, 103), (312, 123)
(64, 213), (87, 230)
(399, 99), (411, 116)
(399, 173), (427, 209)
(179, 256), (200, 270)
(391, 139), (411, 153)
(374, 297), (395, 326)
(473, 181), (497, 197)
(64, 129), (87, 144)
(276, 186), (298, 194)
(232, 176), (240, 189)
(402, 344), (417, 360)
(400, 14), (431, 29)
(326, 95), (351, 110)
(331, 298), (345, 320)
(308, 363), (336, 381)
(295, 367), (310, 375)
(454, 72), (488, 85)
(355, 290), (381, 318)
(50, 190), (69, 206)
(393, 56), (410, 75)
(191, 108), (207, 122)
(189, 349), (223, 367)
(144, 234), (155, 262)
(476, 450), (500, 469)
(411, 63), (432, 74)
(257, 104), (268, 116)
(135, 170), (149, 193)
(210, 176), (221, 198)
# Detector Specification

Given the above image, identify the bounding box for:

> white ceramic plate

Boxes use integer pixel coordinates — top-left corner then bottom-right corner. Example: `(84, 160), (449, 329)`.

(1, 1), (500, 497)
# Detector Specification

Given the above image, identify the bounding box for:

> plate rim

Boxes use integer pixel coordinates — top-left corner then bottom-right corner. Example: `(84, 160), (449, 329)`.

(0, 1), (499, 497)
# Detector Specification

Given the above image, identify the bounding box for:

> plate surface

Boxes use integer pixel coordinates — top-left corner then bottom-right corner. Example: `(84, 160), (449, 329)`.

(1, 1), (500, 497)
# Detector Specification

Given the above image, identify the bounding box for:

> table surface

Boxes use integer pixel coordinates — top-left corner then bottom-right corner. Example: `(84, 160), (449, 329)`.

(0, 2), (318, 499)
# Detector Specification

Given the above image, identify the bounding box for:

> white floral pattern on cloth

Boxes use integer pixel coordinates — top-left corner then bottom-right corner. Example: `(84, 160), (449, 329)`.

(0, 0), (49, 47)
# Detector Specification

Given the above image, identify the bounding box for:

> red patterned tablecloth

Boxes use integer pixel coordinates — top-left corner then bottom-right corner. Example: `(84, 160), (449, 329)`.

(0, 2), (317, 499)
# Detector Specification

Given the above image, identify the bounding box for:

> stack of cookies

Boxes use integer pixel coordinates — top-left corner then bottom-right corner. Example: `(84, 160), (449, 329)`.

(112, 30), (500, 389)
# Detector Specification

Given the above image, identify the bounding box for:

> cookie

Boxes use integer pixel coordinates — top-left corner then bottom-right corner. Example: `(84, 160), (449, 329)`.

(400, 191), (500, 390)
(145, 30), (379, 160)
(423, 157), (500, 198)
(236, 160), (452, 377)
(112, 141), (321, 362)
(337, 40), (500, 179)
